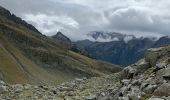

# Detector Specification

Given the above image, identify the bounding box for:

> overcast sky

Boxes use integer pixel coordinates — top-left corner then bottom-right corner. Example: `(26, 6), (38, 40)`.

(0, 0), (170, 40)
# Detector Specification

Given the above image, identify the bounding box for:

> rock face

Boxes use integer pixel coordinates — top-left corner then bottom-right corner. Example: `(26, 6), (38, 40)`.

(74, 32), (170, 66)
(0, 45), (170, 100)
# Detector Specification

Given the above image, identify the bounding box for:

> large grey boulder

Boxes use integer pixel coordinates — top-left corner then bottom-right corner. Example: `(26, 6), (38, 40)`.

(145, 47), (164, 67)
(162, 65), (170, 80)
(143, 84), (157, 94)
(0, 85), (8, 93)
(149, 97), (165, 100)
(153, 83), (170, 96)
(0, 80), (8, 93)
(12, 84), (24, 93)
(85, 95), (97, 100)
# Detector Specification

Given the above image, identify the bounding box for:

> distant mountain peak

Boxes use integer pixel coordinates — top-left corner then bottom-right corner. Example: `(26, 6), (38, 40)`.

(53, 31), (70, 41)
(86, 31), (160, 43)
(52, 31), (72, 49)
(87, 31), (136, 42)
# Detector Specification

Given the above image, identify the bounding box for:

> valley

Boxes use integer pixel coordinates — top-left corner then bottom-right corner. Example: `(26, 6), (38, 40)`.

(0, 3), (169, 100)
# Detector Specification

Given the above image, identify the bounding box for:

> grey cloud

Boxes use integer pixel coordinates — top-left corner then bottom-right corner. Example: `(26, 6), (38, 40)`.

(0, 0), (170, 40)
(107, 6), (170, 36)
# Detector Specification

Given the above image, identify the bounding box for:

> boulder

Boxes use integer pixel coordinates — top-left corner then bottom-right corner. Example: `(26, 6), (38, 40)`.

(140, 83), (149, 90)
(143, 85), (157, 94)
(145, 48), (163, 67)
(153, 83), (170, 96)
(149, 97), (164, 100)
(85, 95), (97, 100)
(133, 59), (150, 73)
(162, 66), (170, 80)
(156, 63), (166, 69)
(131, 79), (141, 86)
(127, 87), (141, 100)
(121, 79), (130, 86)
(12, 84), (24, 93)
(0, 85), (8, 93)
(0, 80), (5, 86)
(126, 67), (137, 79)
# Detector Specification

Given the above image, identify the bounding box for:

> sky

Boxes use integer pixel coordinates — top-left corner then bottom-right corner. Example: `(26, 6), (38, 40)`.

(0, 0), (170, 40)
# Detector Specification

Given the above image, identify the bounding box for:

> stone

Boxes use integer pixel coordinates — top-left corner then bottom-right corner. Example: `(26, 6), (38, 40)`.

(120, 86), (129, 95)
(83, 77), (87, 80)
(118, 97), (129, 100)
(12, 84), (24, 93)
(67, 91), (75, 96)
(39, 85), (48, 90)
(24, 84), (32, 90)
(127, 67), (137, 78)
(72, 96), (81, 100)
(156, 63), (166, 69)
(121, 79), (130, 86)
(129, 68), (136, 74)
(153, 83), (170, 96)
(127, 93), (140, 100)
(162, 67), (170, 80)
(127, 87), (142, 100)
(85, 95), (97, 100)
(145, 48), (162, 67)
(149, 97), (164, 100)
(101, 92), (106, 96)
(140, 83), (149, 90)
(75, 78), (84, 83)
(143, 85), (157, 94)
(0, 80), (5, 86)
(134, 59), (150, 73)
(0, 85), (8, 93)
(131, 80), (141, 86)
(148, 47), (164, 52)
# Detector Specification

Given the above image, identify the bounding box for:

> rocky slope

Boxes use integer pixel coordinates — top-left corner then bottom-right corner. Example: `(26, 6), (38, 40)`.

(75, 32), (170, 66)
(0, 6), (122, 85)
(0, 45), (169, 100)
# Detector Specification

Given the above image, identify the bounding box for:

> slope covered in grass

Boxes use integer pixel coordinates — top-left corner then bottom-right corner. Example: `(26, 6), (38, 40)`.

(0, 6), (122, 85)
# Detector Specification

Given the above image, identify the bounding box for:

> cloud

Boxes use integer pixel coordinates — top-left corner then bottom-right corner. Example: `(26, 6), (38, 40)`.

(0, 0), (170, 40)
(107, 6), (170, 36)
(23, 13), (79, 35)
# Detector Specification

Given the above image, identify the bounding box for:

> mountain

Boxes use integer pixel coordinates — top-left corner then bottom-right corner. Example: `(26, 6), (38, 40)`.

(87, 31), (137, 42)
(74, 31), (170, 66)
(0, 6), (40, 34)
(153, 36), (170, 48)
(0, 6), (122, 85)
(1, 44), (170, 99)
(51, 32), (72, 49)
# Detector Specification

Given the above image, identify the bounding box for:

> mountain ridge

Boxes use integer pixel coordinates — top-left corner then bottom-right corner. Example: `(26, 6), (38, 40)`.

(0, 6), (40, 34)
(86, 31), (159, 42)
(74, 32), (170, 66)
